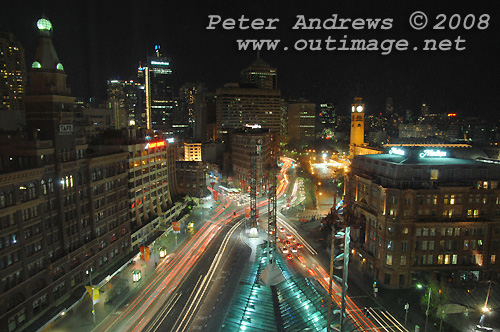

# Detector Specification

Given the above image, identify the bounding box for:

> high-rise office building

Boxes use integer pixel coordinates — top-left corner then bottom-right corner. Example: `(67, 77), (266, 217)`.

(0, 32), (26, 112)
(216, 57), (281, 141)
(319, 103), (337, 136)
(286, 99), (316, 147)
(216, 84), (281, 139)
(106, 79), (142, 128)
(180, 83), (204, 137)
(240, 56), (277, 90)
(139, 45), (173, 131)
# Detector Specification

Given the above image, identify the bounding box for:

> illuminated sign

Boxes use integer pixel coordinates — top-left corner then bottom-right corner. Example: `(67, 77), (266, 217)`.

(167, 138), (175, 143)
(145, 141), (165, 149)
(150, 61), (170, 66)
(245, 124), (261, 129)
(419, 149), (447, 158)
(388, 147), (405, 156)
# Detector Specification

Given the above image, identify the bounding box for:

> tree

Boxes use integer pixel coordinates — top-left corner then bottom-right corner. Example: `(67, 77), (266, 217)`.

(420, 281), (450, 329)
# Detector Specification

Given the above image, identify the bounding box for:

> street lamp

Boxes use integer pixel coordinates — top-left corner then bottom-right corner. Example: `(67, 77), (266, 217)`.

(417, 284), (431, 332)
(86, 268), (95, 324)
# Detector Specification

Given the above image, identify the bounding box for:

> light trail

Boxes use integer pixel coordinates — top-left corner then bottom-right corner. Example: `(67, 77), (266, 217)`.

(145, 292), (182, 332)
(174, 220), (244, 332)
(96, 161), (293, 332)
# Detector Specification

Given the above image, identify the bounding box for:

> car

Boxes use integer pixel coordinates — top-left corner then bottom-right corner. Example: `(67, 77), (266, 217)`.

(279, 227), (285, 233)
(292, 238), (297, 243)
(280, 246), (289, 254)
(286, 254), (293, 260)
(291, 247), (297, 253)
(286, 234), (292, 239)
(296, 243), (303, 249)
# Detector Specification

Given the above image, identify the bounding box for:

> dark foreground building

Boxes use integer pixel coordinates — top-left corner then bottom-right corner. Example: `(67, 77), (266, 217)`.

(0, 18), (131, 332)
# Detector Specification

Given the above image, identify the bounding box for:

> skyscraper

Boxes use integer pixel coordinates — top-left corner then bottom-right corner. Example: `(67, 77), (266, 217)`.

(140, 45), (173, 130)
(106, 79), (142, 128)
(240, 55), (277, 89)
(0, 31), (26, 112)
(216, 57), (281, 140)
(286, 99), (316, 147)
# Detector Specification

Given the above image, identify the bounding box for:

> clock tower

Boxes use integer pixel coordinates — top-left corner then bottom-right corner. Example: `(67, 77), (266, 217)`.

(349, 97), (365, 158)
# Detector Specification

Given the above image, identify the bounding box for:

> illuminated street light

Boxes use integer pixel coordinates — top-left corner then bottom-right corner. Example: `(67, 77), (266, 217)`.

(417, 284), (431, 332)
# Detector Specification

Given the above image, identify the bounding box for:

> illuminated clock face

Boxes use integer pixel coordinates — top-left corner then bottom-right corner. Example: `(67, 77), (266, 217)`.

(351, 106), (355, 112)
(356, 105), (364, 112)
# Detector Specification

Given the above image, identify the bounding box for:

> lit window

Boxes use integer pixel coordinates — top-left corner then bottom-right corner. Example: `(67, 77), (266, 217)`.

(386, 254), (392, 265)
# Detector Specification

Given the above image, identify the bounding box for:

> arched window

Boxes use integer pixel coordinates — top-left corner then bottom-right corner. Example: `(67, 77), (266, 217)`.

(41, 180), (47, 195)
(29, 183), (36, 200)
(0, 192), (5, 208)
(20, 185), (28, 202)
(48, 178), (54, 193)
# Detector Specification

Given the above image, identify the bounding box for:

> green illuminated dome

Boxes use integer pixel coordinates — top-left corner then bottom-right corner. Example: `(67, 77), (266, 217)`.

(56, 63), (64, 71)
(32, 61), (41, 69)
(37, 18), (52, 31)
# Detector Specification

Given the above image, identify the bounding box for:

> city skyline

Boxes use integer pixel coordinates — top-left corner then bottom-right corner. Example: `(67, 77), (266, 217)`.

(1, 0), (499, 118)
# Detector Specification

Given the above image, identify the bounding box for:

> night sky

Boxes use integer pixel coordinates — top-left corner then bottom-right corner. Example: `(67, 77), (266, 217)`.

(2, 0), (499, 118)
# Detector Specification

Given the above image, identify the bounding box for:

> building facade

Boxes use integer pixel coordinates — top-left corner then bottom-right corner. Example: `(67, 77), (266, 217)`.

(216, 84), (281, 139)
(0, 19), (133, 332)
(175, 161), (206, 198)
(346, 148), (500, 288)
(0, 31), (26, 112)
(184, 142), (202, 161)
(230, 127), (272, 194)
(286, 100), (316, 147)
(240, 57), (277, 90)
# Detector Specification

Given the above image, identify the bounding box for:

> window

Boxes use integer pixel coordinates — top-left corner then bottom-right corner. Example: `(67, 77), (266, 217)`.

(429, 241), (435, 250)
(422, 240), (428, 251)
(387, 241), (393, 251)
(444, 254), (451, 264)
(386, 254), (393, 265)
(464, 240), (469, 250)
(400, 255), (407, 266)
(401, 241), (408, 252)
(430, 169), (439, 180)
(491, 255), (496, 264)
(452, 254), (458, 265)
(437, 254), (443, 264)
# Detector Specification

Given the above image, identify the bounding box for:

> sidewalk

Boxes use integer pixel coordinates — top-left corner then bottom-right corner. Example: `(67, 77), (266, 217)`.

(41, 204), (217, 332)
